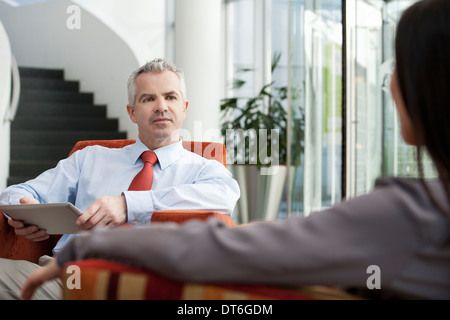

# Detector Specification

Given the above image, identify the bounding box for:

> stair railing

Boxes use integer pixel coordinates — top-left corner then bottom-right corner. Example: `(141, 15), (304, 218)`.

(3, 54), (20, 123)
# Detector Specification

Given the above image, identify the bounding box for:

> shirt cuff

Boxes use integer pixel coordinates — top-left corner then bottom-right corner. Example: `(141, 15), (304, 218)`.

(122, 190), (155, 225)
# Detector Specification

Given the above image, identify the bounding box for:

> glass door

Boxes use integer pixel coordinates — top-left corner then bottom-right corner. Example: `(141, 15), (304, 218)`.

(226, 0), (434, 222)
(345, 0), (384, 197)
(287, 0), (343, 217)
(224, 0), (343, 221)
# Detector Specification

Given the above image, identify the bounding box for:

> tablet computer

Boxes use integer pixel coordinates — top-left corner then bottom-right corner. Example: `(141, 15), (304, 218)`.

(0, 203), (83, 234)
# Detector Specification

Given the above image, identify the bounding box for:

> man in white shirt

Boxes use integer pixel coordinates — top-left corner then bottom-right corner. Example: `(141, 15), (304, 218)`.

(0, 58), (240, 299)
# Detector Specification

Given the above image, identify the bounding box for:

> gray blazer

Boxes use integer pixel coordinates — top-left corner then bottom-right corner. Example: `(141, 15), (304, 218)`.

(57, 177), (450, 299)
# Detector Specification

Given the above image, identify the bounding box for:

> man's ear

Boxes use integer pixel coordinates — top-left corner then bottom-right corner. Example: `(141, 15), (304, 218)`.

(127, 105), (137, 124)
(184, 101), (189, 114)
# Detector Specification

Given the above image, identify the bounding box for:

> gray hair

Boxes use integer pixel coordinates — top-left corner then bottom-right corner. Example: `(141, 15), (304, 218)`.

(127, 58), (187, 106)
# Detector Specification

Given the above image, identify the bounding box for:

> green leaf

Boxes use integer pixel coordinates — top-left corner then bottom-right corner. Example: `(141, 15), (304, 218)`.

(271, 52), (282, 73)
(231, 79), (246, 89)
(237, 67), (254, 73)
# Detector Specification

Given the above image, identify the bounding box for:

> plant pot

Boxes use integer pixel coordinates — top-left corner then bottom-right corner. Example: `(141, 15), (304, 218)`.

(228, 164), (288, 223)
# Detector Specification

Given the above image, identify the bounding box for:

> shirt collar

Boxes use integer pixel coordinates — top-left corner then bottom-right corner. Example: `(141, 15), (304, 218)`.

(130, 137), (184, 170)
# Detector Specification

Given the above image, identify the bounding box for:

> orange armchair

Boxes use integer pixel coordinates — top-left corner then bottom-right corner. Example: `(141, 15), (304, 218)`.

(62, 259), (359, 300)
(0, 217), (60, 263)
(0, 139), (235, 264)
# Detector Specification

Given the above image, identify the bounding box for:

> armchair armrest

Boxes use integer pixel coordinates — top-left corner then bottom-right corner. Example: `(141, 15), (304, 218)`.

(63, 259), (360, 300)
(151, 210), (236, 227)
(0, 214), (60, 263)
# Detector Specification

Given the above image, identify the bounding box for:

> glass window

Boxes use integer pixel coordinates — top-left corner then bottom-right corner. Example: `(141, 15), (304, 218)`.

(225, 0), (343, 223)
(345, 0), (384, 197)
(225, 0), (437, 225)
(288, 0), (343, 217)
(382, 0), (436, 179)
(230, 0), (255, 99)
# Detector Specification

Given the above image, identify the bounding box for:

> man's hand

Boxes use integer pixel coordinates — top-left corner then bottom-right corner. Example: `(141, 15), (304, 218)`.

(21, 258), (62, 300)
(7, 197), (49, 242)
(76, 195), (128, 230)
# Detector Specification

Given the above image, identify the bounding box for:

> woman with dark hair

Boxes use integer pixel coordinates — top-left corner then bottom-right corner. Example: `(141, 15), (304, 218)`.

(22, 0), (450, 300)
(392, 0), (450, 221)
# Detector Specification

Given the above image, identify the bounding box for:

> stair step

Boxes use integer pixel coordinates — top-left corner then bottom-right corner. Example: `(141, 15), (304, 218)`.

(19, 89), (93, 104)
(11, 145), (73, 161)
(11, 117), (119, 131)
(20, 77), (79, 92)
(9, 160), (59, 177)
(19, 67), (64, 79)
(12, 130), (127, 146)
(7, 66), (128, 187)
(15, 102), (107, 118)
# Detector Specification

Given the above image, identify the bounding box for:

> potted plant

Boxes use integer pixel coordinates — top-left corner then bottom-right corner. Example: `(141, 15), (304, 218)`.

(220, 52), (304, 223)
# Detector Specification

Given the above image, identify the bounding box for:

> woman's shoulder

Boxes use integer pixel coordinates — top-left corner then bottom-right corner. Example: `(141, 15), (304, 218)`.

(374, 176), (447, 207)
(372, 176), (449, 243)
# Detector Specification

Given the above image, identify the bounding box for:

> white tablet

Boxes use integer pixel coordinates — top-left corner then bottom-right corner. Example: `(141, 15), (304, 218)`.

(0, 203), (83, 234)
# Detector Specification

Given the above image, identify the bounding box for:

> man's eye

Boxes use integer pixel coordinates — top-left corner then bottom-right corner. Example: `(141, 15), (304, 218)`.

(167, 96), (176, 100)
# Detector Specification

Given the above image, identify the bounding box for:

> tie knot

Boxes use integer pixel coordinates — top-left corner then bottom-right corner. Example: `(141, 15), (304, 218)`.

(141, 151), (158, 165)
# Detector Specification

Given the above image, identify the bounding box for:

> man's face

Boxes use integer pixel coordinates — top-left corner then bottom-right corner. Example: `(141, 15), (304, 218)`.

(127, 71), (188, 149)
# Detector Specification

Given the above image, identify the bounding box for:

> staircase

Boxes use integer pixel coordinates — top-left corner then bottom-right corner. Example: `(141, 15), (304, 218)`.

(8, 67), (127, 186)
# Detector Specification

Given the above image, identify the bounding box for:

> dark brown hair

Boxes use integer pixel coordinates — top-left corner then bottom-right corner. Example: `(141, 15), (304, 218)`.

(395, 0), (450, 220)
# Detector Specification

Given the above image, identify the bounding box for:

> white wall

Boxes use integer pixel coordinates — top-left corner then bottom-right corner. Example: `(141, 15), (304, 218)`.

(0, 0), (142, 139)
(0, 0), (225, 143)
(0, 19), (12, 191)
(73, 0), (167, 66)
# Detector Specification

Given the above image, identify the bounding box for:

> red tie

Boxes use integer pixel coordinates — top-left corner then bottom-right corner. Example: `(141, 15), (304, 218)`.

(128, 151), (158, 191)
